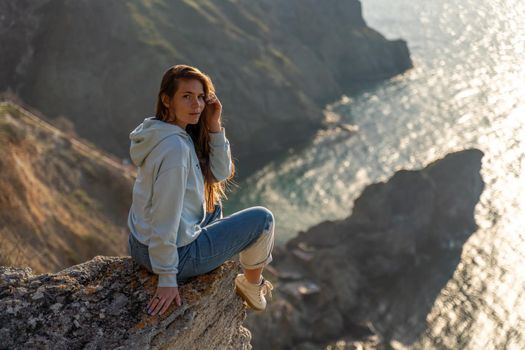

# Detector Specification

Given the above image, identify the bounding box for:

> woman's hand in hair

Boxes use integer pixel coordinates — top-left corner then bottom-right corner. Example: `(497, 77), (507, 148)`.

(147, 286), (181, 316)
(205, 92), (222, 132)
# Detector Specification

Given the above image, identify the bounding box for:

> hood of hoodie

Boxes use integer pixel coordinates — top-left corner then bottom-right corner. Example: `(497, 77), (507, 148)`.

(129, 117), (191, 167)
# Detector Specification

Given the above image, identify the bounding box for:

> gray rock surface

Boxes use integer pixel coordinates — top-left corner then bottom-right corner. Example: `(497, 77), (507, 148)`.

(0, 257), (251, 350)
(246, 148), (485, 349)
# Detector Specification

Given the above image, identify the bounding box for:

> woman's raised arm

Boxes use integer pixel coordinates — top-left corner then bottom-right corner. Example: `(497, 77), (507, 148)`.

(209, 128), (233, 181)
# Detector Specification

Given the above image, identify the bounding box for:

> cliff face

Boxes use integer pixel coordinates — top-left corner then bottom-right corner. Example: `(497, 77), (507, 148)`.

(0, 0), (412, 178)
(245, 149), (485, 349)
(0, 257), (251, 349)
(0, 101), (134, 273)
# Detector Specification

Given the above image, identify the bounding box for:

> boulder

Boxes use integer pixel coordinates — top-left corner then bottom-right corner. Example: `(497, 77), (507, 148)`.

(0, 257), (251, 349)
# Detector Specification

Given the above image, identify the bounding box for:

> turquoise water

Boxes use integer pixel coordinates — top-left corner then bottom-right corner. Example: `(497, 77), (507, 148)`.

(225, 0), (525, 348)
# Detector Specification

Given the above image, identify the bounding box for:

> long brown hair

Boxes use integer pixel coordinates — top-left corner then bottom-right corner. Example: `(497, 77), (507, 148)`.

(155, 64), (235, 212)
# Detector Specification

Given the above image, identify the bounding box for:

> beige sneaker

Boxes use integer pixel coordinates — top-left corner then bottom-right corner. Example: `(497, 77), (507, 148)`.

(234, 274), (273, 311)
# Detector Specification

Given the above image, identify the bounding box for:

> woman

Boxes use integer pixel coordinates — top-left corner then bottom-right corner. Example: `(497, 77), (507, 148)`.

(127, 64), (275, 316)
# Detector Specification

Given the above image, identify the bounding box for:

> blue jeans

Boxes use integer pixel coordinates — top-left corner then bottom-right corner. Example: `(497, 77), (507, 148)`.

(128, 205), (275, 285)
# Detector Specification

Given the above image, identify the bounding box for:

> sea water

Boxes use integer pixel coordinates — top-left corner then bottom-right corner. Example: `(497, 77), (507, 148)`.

(225, 0), (525, 348)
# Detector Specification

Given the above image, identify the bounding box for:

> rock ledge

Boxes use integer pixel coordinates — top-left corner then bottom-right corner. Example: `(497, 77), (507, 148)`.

(0, 257), (251, 350)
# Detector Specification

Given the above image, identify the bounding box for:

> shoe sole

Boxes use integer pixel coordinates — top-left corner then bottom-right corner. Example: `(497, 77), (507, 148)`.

(235, 285), (265, 311)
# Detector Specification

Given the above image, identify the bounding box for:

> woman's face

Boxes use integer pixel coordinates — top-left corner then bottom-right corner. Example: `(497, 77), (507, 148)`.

(163, 78), (206, 129)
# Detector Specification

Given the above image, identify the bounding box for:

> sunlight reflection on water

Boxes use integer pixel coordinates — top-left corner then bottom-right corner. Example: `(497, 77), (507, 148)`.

(226, 0), (525, 348)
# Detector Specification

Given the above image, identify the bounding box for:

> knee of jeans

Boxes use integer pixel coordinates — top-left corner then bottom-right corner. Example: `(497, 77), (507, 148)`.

(252, 206), (274, 234)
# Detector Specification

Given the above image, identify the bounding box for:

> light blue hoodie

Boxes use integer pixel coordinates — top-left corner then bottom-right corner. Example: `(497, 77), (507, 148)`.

(127, 117), (232, 287)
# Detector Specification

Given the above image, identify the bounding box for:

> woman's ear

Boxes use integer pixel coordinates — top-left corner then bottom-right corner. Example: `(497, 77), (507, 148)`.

(161, 93), (170, 108)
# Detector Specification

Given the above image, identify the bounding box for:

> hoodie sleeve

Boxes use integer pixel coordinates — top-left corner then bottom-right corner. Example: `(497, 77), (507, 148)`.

(148, 164), (189, 287)
(209, 127), (233, 181)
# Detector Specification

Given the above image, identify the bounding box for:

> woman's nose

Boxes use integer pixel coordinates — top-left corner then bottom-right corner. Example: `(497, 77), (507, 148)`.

(191, 97), (201, 108)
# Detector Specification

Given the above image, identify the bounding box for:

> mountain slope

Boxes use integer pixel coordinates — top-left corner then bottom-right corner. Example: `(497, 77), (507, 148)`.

(0, 0), (412, 178)
(0, 101), (134, 273)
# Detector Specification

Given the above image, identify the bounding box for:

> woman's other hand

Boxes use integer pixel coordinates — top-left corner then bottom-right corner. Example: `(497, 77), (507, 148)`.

(147, 286), (181, 316)
(205, 92), (222, 132)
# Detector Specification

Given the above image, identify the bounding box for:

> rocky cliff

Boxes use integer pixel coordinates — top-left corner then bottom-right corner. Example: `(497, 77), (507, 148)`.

(0, 257), (251, 349)
(0, 0), (412, 178)
(245, 149), (485, 349)
(0, 101), (134, 273)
